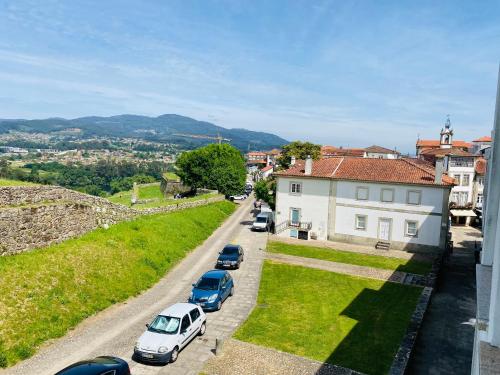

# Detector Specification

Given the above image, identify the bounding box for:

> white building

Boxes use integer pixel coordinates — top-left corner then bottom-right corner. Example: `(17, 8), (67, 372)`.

(471, 136), (492, 155)
(471, 67), (500, 374)
(363, 145), (400, 159)
(274, 156), (453, 253)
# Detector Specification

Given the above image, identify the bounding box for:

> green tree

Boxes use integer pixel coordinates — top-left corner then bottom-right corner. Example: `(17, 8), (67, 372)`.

(254, 178), (276, 209)
(176, 143), (246, 196)
(277, 141), (321, 169)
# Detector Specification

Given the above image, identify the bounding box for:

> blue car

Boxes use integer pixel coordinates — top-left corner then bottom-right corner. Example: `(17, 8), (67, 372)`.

(188, 270), (234, 311)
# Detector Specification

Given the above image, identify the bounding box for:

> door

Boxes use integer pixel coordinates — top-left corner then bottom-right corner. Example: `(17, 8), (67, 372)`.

(189, 308), (202, 333)
(179, 314), (193, 347)
(290, 208), (300, 226)
(378, 219), (391, 241)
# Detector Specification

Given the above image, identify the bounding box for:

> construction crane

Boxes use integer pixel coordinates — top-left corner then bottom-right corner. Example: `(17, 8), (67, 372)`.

(172, 133), (231, 144)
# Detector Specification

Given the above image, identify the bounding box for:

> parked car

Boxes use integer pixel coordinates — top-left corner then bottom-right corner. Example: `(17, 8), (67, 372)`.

(229, 193), (248, 201)
(216, 244), (244, 269)
(252, 212), (273, 232)
(188, 270), (234, 311)
(134, 303), (206, 364)
(55, 356), (131, 375)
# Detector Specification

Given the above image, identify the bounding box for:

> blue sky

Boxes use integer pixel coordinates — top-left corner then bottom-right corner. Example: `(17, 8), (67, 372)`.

(0, 0), (499, 152)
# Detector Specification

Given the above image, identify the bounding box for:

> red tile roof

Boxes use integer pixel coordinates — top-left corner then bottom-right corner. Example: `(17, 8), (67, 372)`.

(364, 145), (400, 154)
(416, 140), (471, 148)
(475, 158), (487, 174)
(261, 165), (273, 172)
(473, 136), (492, 142)
(247, 152), (266, 157)
(419, 147), (474, 157)
(321, 146), (365, 157)
(275, 157), (454, 187)
(246, 159), (267, 164)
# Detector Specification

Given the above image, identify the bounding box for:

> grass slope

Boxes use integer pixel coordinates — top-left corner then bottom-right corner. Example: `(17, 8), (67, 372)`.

(267, 242), (432, 275)
(0, 201), (235, 367)
(235, 261), (422, 375)
(0, 178), (39, 186)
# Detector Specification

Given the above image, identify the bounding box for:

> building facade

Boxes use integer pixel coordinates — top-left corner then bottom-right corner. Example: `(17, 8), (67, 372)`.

(274, 157), (453, 253)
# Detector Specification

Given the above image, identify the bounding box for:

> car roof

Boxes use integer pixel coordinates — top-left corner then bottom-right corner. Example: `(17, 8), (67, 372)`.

(223, 244), (240, 249)
(158, 303), (199, 317)
(55, 356), (127, 375)
(200, 269), (227, 279)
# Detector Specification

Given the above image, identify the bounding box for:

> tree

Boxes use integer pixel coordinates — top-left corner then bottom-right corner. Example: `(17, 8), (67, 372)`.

(176, 143), (246, 196)
(277, 141), (321, 169)
(254, 178), (276, 209)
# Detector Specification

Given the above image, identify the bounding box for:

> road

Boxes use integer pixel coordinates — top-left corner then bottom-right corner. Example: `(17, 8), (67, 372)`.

(2, 198), (268, 375)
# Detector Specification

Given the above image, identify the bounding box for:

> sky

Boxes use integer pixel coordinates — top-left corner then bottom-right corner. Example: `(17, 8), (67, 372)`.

(0, 0), (499, 153)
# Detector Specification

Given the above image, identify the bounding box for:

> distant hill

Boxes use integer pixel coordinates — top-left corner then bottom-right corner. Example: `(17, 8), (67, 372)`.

(0, 114), (288, 150)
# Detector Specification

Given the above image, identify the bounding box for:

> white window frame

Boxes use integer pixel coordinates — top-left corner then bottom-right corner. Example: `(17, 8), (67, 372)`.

(406, 190), (422, 205)
(355, 215), (367, 231)
(462, 174), (470, 187)
(453, 174), (461, 185)
(405, 220), (418, 237)
(380, 188), (395, 203)
(356, 186), (369, 200)
(290, 181), (302, 195)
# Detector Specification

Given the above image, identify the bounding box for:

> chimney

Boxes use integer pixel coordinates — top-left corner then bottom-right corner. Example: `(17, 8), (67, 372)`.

(305, 155), (313, 175)
(435, 157), (444, 184)
(290, 155), (296, 166)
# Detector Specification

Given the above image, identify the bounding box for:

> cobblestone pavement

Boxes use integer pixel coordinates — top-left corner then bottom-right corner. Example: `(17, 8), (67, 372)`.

(203, 339), (365, 375)
(270, 236), (435, 262)
(1, 199), (268, 375)
(266, 252), (407, 284)
(407, 225), (480, 375)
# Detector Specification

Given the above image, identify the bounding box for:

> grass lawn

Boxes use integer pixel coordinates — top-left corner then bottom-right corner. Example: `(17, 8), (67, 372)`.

(267, 242), (432, 275)
(108, 183), (221, 209)
(0, 178), (39, 186)
(234, 261), (422, 375)
(0, 201), (235, 367)
(163, 172), (180, 181)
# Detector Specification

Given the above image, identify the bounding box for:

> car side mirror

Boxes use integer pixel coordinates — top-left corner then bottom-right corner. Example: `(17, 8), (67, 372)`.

(192, 283), (196, 287)
(145, 324), (149, 328)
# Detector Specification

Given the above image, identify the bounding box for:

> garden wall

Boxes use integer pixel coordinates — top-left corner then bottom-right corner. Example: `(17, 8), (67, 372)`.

(0, 186), (225, 255)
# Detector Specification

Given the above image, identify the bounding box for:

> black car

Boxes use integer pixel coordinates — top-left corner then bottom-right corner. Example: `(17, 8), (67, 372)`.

(216, 244), (244, 269)
(55, 356), (131, 375)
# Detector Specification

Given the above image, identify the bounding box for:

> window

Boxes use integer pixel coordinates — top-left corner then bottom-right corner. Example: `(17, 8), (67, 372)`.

(478, 176), (484, 186)
(381, 188), (394, 202)
(355, 215), (367, 230)
(356, 186), (369, 200)
(290, 182), (302, 194)
(189, 308), (200, 322)
(290, 229), (298, 238)
(477, 194), (483, 204)
(449, 157), (474, 167)
(453, 174), (461, 185)
(462, 174), (470, 186)
(459, 192), (469, 206)
(405, 221), (418, 237)
(407, 190), (422, 205)
(181, 314), (191, 332)
(451, 192), (459, 203)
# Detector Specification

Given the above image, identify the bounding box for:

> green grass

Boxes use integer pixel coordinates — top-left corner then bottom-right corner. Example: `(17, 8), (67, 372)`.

(234, 261), (422, 375)
(267, 242), (432, 275)
(0, 201), (235, 367)
(163, 172), (180, 181)
(0, 178), (39, 186)
(134, 193), (222, 209)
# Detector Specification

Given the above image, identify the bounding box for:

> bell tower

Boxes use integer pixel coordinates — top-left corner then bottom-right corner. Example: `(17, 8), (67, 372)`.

(440, 115), (453, 149)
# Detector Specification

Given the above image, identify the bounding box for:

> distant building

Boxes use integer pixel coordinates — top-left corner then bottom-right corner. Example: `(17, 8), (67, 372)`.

(273, 156), (453, 252)
(363, 145), (400, 159)
(260, 165), (274, 179)
(416, 118), (471, 155)
(471, 136), (492, 155)
(473, 157), (486, 212)
(321, 146), (365, 158)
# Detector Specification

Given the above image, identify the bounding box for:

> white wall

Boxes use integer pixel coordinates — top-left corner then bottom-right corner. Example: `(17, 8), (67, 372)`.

(334, 181), (445, 247)
(275, 177), (330, 240)
(449, 165), (475, 204)
(365, 152), (399, 159)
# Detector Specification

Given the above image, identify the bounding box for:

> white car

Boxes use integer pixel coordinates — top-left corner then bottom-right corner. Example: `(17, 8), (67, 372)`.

(134, 303), (206, 364)
(230, 193), (248, 201)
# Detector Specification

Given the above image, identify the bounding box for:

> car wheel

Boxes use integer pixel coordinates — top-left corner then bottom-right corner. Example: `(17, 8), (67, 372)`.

(216, 300), (222, 311)
(230, 286), (234, 297)
(170, 346), (179, 363)
(199, 322), (206, 336)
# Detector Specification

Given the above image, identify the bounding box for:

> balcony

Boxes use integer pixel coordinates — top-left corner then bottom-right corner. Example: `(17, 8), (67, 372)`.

(275, 220), (312, 234)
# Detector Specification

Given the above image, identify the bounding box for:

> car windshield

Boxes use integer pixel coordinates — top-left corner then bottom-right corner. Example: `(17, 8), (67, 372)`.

(222, 246), (239, 255)
(195, 277), (220, 290)
(256, 216), (267, 223)
(148, 315), (180, 334)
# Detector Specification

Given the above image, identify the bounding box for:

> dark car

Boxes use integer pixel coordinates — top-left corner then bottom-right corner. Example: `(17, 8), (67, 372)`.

(55, 356), (130, 375)
(216, 244), (244, 269)
(188, 270), (234, 311)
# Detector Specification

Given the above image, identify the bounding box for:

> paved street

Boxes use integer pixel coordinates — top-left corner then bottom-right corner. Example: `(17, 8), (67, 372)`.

(1, 198), (268, 375)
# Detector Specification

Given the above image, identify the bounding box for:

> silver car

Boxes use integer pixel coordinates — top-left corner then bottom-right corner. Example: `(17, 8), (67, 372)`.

(134, 303), (206, 364)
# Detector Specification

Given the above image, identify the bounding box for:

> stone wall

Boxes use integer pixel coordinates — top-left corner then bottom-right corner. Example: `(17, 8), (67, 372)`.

(0, 186), (225, 255)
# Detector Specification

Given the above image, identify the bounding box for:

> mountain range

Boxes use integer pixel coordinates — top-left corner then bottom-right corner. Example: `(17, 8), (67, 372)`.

(0, 114), (288, 150)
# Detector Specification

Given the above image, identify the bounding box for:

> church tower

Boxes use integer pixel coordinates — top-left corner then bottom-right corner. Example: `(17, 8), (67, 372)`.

(440, 115), (453, 149)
